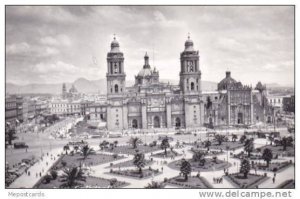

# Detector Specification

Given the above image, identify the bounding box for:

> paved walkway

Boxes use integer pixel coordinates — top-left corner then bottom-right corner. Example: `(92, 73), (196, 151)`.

(9, 136), (294, 188)
(9, 147), (63, 188)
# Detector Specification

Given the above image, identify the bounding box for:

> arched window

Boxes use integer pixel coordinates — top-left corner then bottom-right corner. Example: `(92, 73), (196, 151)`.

(114, 84), (119, 93)
(191, 82), (195, 91)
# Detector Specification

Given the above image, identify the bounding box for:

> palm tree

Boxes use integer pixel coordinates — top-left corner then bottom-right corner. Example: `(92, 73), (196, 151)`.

(74, 145), (79, 153)
(262, 148), (273, 167)
(99, 140), (109, 150)
(80, 145), (96, 160)
(180, 159), (191, 181)
(240, 159), (251, 179)
(215, 134), (226, 145)
(145, 181), (164, 188)
(204, 140), (211, 151)
(60, 166), (86, 188)
(133, 151), (145, 174)
(160, 137), (170, 156)
(244, 138), (254, 157)
(63, 145), (70, 155)
(239, 135), (247, 144)
(232, 134), (238, 142)
(128, 137), (142, 149)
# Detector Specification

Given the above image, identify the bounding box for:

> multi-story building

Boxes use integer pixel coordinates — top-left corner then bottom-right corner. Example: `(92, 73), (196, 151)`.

(50, 100), (81, 115)
(95, 36), (274, 131)
(5, 95), (17, 127)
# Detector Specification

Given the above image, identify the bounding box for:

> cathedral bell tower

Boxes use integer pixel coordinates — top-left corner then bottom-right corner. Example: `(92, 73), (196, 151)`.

(179, 34), (201, 94)
(106, 35), (126, 98)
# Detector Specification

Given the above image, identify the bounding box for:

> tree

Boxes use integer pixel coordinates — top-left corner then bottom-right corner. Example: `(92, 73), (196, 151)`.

(160, 137), (170, 156)
(50, 170), (58, 180)
(74, 145), (79, 153)
(5, 127), (17, 145)
(232, 134), (238, 142)
(133, 151), (145, 174)
(281, 137), (288, 151)
(180, 159), (191, 181)
(80, 145), (96, 160)
(63, 145), (70, 155)
(99, 140), (109, 150)
(244, 138), (254, 157)
(240, 159), (251, 178)
(262, 148), (273, 167)
(192, 151), (206, 166)
(215, 134), (226, 145)
(145, 181), (164, 188)
(128, 137), (142, 149)
(240, 135), (247, 144)
(109, 143), (115, 151)
(114, 140), (118, 148)
(60, 166), (86, 188)
(286, 136), (294, 147)
(204, 140), (211, 151)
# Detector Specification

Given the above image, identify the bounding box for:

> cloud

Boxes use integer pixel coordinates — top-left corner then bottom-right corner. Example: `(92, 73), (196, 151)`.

(33, 61), (77, 73)
(6, 42), (30, 55)
(40, 34), (71, 46)
(5, 6), (294, 86)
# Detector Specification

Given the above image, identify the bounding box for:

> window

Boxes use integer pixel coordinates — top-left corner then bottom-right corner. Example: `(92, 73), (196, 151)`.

(191, 82), (195, 91)
(114, 84), (119, 93)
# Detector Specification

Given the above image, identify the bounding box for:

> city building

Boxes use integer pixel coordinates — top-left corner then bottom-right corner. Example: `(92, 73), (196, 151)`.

(92, 36), (274, 131)
(5, 95), (17, 127)
(50, 100), (81, 115)
(282, 95), (295, 113)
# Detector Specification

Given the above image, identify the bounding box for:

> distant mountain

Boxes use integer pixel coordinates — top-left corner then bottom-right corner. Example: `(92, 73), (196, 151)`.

(6, 78), (218, 95)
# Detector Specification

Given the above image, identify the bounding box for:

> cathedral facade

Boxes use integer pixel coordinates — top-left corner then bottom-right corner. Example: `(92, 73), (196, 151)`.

(96, 36), (274, 131)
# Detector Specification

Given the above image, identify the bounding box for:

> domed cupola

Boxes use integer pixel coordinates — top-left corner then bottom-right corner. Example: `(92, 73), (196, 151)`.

(110, 35), (121, 53)
(184, 34), (195, 52)
(217, 71), (238, 91)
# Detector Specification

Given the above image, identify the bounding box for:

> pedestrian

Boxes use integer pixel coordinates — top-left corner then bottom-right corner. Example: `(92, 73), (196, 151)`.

(272, 177), (275, 183)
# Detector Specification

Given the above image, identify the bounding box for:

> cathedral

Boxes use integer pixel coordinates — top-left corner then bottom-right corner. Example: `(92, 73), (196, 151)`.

(90, 35), (274, 131)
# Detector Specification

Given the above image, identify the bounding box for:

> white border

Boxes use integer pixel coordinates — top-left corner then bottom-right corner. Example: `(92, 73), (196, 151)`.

(1, 1), (298, 199)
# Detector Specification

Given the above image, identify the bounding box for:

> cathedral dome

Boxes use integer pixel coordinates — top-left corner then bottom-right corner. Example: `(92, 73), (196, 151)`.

(137, 68), (152, 77)
(218, 71), (237, 90)
(184, 35), (195, 52)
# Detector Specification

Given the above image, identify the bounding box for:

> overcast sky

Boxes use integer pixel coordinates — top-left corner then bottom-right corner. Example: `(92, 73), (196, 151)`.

(6, 6), (294, 86)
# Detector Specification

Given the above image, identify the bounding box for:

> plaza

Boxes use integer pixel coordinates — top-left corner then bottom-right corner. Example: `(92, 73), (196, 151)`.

(6, 116), (295, 189)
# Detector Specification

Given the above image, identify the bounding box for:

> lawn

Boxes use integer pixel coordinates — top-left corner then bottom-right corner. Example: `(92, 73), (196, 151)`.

(255, 161), (293, 172)
(106, 159), (154, 168)
(150, 150), (181, 158)
(187, 141), (244, 151)
(168, 158), (231, 172)
(165, 176), (212, 188)
(54, 153), (125, 169)
(258, 145), (294, 157)
(102, 145), (161, 155)
(36, 175), (129, 188)
(224, 173), (269, 188)
(108, 168), (161, 179)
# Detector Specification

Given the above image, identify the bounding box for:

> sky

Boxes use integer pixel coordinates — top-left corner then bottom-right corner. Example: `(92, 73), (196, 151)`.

(6, 6), (294, 86)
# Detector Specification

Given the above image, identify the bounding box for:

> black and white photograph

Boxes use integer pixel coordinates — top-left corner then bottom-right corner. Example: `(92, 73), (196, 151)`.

(4, 4), (295, 193)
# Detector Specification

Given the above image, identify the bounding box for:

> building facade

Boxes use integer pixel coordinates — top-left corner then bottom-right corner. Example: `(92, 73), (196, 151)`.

(93, 36), (274, 131)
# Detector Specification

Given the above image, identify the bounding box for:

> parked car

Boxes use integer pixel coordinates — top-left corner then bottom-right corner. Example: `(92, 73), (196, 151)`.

(13, 142), (29, 149)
